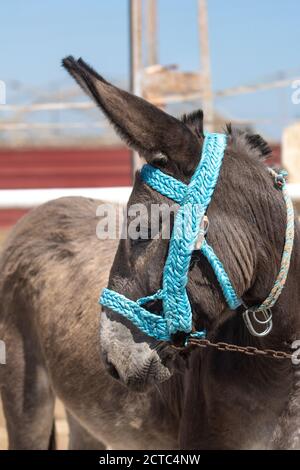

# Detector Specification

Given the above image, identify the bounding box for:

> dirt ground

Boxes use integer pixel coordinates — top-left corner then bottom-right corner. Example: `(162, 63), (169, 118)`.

(0, 228), (69, 449)
(0, 230), (8, 246)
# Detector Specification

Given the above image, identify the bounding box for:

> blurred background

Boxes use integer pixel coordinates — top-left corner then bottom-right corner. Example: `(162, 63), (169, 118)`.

(0, 0), (300, 224)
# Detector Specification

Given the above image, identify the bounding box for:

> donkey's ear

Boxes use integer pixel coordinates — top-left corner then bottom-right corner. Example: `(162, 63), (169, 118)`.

(62, 56), (200, 168)
(182, 110), (204, 139)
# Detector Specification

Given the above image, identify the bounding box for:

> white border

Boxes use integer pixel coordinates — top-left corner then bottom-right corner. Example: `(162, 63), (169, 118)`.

(0, 184), (299, 209)
(0, 187), (132, 208)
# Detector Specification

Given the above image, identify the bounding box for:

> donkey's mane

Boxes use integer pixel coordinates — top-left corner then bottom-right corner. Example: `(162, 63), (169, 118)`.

(225, 123), (272, 161)
(181, 110), (272, 162)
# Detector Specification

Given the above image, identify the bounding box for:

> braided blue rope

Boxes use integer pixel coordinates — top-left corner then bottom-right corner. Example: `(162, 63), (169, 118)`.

(100, 134), (295, 342)
(201, 240), (242, 310)
(140, 164), (186, 205)
(99, 133), (241, 341)
(142, 164), (242, 313)
(100, 288), (170, 340)
(161, 133), (236, 334)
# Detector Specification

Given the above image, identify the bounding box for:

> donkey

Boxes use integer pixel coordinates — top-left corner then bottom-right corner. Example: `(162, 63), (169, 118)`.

(0, 56), (300, 450)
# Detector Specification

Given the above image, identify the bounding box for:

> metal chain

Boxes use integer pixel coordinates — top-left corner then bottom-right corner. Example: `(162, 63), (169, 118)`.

(186, 338), (293, 360)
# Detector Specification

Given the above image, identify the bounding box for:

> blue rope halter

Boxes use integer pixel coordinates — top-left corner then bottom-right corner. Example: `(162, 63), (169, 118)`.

(99, 132), (294, 342)
(100, 133), (241, 341)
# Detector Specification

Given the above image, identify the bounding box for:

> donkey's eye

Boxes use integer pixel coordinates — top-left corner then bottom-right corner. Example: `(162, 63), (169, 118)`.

(129, 224), (153, 246)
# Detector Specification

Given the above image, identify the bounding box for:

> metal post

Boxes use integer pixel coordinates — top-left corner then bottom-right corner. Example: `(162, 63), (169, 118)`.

(129, 0), (143, 180)
(146, 0), (158, 66)
(198, 0), (214, 132)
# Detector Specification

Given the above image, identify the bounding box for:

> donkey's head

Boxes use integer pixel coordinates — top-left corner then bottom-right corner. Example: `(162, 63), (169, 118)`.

(63, 57), (284, 392)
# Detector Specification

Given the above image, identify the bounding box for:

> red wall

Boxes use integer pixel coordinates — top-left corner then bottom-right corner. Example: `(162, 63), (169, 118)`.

(0, 209), (29, 227)
(267, 144), (281, 168)
(0, 146), (131, 227)
(0, 144), (281, 228)
(0, 147), (131, 189)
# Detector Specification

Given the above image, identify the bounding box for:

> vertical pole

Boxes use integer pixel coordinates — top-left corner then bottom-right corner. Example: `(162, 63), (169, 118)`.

(198, 0), (214, 132)
(129, 0), (143, 180)
(146, 0), (158, 66)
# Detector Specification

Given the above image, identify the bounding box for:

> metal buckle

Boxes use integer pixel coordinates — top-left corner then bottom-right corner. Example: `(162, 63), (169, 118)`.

(242, 308), (273, 337)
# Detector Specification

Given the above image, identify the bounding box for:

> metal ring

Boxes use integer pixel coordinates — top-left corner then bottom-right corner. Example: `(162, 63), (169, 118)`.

(252, 309), (272, 325)
(242, 309), (273, 337)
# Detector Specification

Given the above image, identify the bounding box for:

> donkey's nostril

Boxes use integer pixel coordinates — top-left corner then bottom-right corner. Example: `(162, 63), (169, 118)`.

(105, 359), (121, 381)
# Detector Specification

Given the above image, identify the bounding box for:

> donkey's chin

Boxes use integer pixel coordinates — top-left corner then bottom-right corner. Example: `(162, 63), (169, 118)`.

(99, 310), (172, 392)
(126, 357), (172, 393)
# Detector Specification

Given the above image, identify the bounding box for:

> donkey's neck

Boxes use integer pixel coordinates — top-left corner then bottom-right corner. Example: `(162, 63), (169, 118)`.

(246, 210), (300, 346)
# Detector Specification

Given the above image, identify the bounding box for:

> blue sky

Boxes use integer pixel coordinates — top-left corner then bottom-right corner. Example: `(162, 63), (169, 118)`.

(1, 0), (300, 139)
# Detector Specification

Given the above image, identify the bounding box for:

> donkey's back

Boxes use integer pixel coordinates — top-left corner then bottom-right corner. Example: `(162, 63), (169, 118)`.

(0, 197), (177, 449)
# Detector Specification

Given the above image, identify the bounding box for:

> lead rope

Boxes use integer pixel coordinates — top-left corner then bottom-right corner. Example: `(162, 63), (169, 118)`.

(185, 168), (296, 354)
(186, 168), (295, 361)
(257, 169), (294, 311)
(242, 169), (295, 337)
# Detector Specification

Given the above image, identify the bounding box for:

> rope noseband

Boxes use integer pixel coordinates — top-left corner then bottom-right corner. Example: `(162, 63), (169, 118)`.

(99, 133), (294, 343)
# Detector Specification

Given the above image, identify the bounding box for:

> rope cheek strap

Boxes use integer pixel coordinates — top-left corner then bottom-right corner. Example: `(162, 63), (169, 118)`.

(99, 133), (295, 342)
